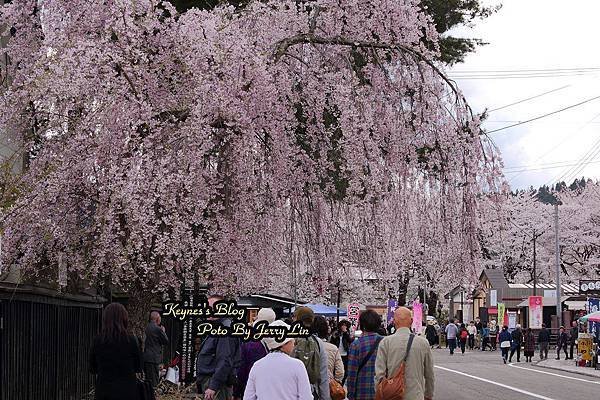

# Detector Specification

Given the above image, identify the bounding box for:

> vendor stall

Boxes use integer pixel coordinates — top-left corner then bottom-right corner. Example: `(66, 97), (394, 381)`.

(578, 311), (600, 369)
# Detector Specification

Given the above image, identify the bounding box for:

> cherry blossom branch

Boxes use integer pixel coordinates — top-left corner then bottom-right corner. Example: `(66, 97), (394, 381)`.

(273, 33), (472, 118)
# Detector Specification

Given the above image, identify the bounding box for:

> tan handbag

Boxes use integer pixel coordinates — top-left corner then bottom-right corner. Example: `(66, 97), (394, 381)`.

(375, 334), (415, 400)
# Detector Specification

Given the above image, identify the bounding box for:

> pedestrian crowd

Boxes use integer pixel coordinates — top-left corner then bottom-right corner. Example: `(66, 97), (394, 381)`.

(436, 317), (582, 365)
(88, 299), (435, 400)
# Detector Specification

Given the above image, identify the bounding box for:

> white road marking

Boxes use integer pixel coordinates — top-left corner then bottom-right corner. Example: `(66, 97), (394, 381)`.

(508, 363), (600, 385)
(434, 365), (556, 400)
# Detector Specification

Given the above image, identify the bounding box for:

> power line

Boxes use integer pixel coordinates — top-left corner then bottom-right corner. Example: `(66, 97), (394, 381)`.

(548, 134), (600, 185)
(561, 143), (600, 185)
(486, 95), (600, 134)
(507, 111), (600, 185)
(451, 67), (600, 73)
(485, 120), (600, 124)
(450, 74), (594, 80)
(504, 159), (600, 174)
(505, 159), (595, 171)
(487, 85), (570, 113)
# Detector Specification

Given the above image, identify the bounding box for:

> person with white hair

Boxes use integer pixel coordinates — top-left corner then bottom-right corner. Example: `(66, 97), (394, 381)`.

(233, 308), (277, 400)
(243, 320), (313, 400)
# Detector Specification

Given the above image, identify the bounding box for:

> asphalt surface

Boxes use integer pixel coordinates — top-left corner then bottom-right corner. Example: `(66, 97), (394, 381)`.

(432, 347), (600, 400)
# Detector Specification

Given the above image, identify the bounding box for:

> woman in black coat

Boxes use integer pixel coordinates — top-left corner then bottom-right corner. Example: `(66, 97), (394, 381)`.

(425, 323), (437, 348)
(90, 302), (143, 400)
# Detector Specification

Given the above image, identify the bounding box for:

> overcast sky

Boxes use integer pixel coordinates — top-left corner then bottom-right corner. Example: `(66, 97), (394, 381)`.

(447, 0), (600, 190)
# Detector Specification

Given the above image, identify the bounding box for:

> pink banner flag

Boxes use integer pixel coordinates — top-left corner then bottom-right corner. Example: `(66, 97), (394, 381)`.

(529, 296), (543, 329)
(412, 302), (423, 334)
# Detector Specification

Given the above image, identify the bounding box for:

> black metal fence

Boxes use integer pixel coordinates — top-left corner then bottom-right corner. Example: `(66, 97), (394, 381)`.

(0, 284), (103, 400)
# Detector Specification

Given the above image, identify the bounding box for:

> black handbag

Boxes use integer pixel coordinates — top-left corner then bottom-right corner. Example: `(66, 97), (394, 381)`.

(137, 378), (156, 400)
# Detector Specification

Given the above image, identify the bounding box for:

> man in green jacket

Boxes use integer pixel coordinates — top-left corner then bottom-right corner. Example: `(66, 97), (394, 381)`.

(375, 307), (434, 400)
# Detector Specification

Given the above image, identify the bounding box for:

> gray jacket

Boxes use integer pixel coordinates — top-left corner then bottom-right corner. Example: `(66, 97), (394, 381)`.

(143, 322), (169, 364)
(315, 336), (331, 400)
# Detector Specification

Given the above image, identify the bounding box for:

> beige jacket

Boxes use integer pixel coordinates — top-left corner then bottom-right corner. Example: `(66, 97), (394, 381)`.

(374, 327), (434, 400)
(323, 341), (344, 383)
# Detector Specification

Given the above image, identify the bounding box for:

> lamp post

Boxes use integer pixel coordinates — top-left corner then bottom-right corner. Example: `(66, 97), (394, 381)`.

(336, 279), (341, 325)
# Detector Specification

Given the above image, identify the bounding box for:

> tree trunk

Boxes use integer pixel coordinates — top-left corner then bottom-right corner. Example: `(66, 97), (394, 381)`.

(126, 289), (158, 340)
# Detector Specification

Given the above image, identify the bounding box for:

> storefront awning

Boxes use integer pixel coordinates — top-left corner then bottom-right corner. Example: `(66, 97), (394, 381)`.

(564, 300), (588, 310)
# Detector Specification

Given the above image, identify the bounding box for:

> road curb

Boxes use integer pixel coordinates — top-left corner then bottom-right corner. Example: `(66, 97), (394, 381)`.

(534, 361), (600, 379)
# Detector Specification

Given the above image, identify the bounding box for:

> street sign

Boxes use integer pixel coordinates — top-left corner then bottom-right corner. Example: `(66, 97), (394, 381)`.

(579, 280), (600, 295)
(347, 302), (360, 329)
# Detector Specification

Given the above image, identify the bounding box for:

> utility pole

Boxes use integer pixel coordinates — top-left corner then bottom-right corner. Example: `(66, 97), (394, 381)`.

(336, 280), (341, 325)
(423, 272), (427, 317)
(554, 203), (562, 328)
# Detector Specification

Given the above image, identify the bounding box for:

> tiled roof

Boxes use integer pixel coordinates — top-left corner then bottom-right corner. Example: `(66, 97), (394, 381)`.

(507, 283), (579, 294)
(479, 268), (509, 288)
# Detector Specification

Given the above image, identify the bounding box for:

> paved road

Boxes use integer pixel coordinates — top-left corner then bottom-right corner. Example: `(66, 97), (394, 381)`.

(432, 347), (600, 399)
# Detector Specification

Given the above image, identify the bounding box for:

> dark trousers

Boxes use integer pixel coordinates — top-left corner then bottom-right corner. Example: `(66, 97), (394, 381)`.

(509, 344), (520, 362)
(482, 337), (490, 351)
(490, 336), (497, 350)
(197, 375), (230, 400)
(557, 344), (568, 359)
(569, 342), (576, 359)
(539, 342), (549, 359)
(459, 339), (466, 354)
(144, 362), (159, 388)
(448, 338), (457, 354)
(501, 347), (509, 361)
(468, 334), (475, 349)
(341, 355), (349, 385)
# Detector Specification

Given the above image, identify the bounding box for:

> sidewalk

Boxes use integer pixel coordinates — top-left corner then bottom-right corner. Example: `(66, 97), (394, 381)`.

(536, 358), (600, 379)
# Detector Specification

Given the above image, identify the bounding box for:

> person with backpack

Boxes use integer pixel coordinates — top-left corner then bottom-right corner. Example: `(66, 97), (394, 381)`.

(458, 324), (468, 355)
(233, 308), (276, 400)
(346, 310), (383, 400)
(375, 307), (434, 400)
(243, 320), (313, 400)
(292, 306), (331, 400)
(196, 295), (242, 400)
